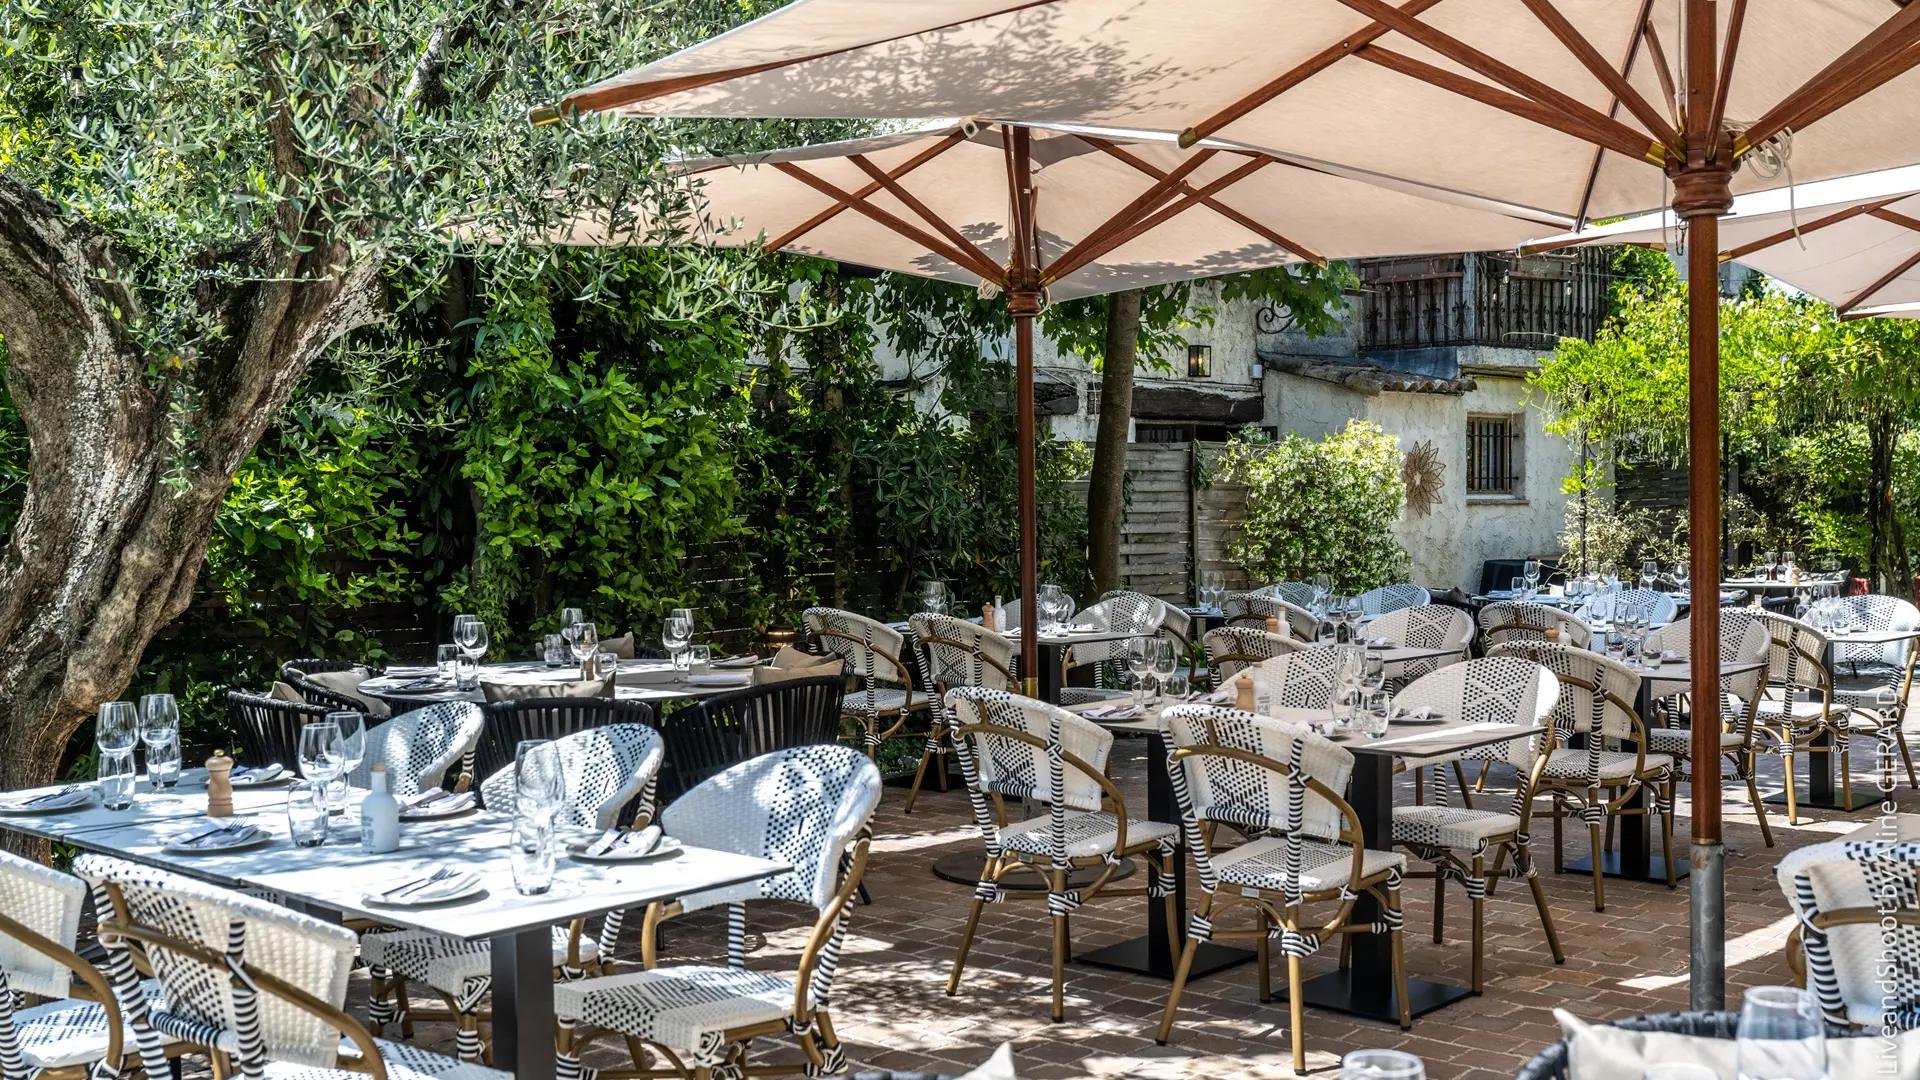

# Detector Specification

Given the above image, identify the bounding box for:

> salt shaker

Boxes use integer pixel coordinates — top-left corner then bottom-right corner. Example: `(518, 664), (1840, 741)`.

(206, 752), (234, 818)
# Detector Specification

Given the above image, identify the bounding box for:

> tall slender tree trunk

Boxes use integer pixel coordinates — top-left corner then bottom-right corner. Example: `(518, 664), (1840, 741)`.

(1086, 289), (1142, 597)
(1867, 411), (1912, 596)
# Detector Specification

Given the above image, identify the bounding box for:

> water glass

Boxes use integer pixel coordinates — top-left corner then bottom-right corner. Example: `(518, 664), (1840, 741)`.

(96, 701), (138, 754)
(514, 740), (566, 825)
(509, 817), (556, 896)
(436, 643), (459, 680)
(1341, 1048), (1424, 1079)
(1510, 575), (1527, 601)
(139, 694), (180, 788)
(97, 749), (136, 811)
(1126, 637), (1156, 706)
(287, 782), (329, 847)
(688, 644), (713, 675)
(542, 634), (566, 667)
(594, 650), (619, 680)
(1359, 691), (1392, 739)
(455, 654), (480, 690)
(146, 734), (182, 789)
(1735, 985), (1826, 1080)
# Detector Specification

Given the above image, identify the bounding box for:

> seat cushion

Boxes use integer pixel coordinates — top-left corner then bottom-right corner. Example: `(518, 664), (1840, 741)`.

(1755, 698), (1832, 723)
(1646, 728), (1745, 755)
(1212, 835), (1406, 894)
(839, 688), (929, 715)
(15, 981), (166, 1069)
(999, 811), (1178, 860)
(1393, 806), (1521, 851)
(360, 925), (598, 993)
(1544, 748), (1675, 781)
(263, 1038), (506, 1080)
(553, 966), (796, 1054)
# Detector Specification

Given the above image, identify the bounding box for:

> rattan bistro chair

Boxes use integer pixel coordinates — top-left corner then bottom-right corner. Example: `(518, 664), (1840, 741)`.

(1154, 704), (1411, 1073)
(78, 855), (503, 1080)
(1223, 593), (1319, 640)
(226, 689), (330, 771)
(1364, 604), (1473, 685)
(943, 687), (1181, 1024)
(1356, 584), (1430, 618)
(1822, 594), (1920, 792)
(1478, 601), (1593, 650)
(1776, 839), (1920, 1029)
(906, 614), (1015, 814)
(473, 697), (655, 786)
(1642, 615), (1776, 846)
(1729, 609), (1849, 824)
(346, 701), (485, 800)
(656, 674), (842, 803)
(1201, 626), (1304, 688)
(554, 746), (882, 1080)
(803, 607), (931, 761)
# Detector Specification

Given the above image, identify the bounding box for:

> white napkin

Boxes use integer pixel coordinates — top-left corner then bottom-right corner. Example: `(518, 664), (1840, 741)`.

(171, 821), (260, 849)
(1366, 637), (1393, 647)
(586, 825), (663, 858)
(1081, 704), (1141, 720)
(1394, 706), (1437, 722)
(371, 868), (479, 903)
(712, 654), (762, 669)
(385, 666), (436, 677)
(0, 785), (92, 811)
(400, 789), (474, 815)
(686, 672), (751, 687)
(231, 763), (285, 784)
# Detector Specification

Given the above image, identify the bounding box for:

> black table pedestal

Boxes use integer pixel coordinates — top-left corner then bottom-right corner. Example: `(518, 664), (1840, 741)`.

(1765, 727), (1881, 812)
(1293, 969), (1472, 1023)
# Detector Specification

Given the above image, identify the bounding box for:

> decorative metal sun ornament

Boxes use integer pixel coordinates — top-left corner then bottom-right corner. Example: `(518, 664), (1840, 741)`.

(1403, 440), (1443, 518)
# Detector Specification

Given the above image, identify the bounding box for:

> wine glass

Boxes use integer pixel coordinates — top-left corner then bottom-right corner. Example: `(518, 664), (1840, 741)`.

(1641, 559), (1660, 591)
(96, 702), (138, 755)
(453, 613), (475, 650)
(1735, 985), (1826, 1080)
(1674, 561), (1691, 595)
(1152, 639), (1178, 701)
(459, 617), (489, 665)
(1522, 558), (1541, 595)
(328, 711), (366, 812)
(297, 721), (345, 812)
(138, 694), (181, 790)
(922, 580), (950, 616)
(570, 621), (599, 667)
(513, 739), (567, 826)
(1310, 573), (1333, 613)
(1333, 644), (1366, 726)
(1761, 550), (1780, 582)
(1783, 549), (1798, 577)
(559, 607), (583, 634)
(662, 615), (691, 670)
(1340, 1049), (1424, 1080)
(1126, 637), (1156, 707)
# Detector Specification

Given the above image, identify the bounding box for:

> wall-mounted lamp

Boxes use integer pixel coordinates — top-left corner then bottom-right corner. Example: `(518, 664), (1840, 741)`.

(1186, 344), (1212, 379)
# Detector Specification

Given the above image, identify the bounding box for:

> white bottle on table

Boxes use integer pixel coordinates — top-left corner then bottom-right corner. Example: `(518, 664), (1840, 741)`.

(360, 764), (400, 854)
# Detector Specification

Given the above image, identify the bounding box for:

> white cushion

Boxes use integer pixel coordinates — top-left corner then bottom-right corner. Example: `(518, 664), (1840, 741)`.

(15, 981), (165, 1069)
(553, 966), (794, 1054)
(301, 669), (392, 719)
(1756, 698), (1832, 722)
(1543, 749), (1675, 782)
(999, 812), (1178, 860)
(1553, 1007), (1918, 1080)
(1646, 728), (1745, 755)
(359, 926), (598, 994)
(263, 1038), (507, 1080)
(1213, 835), (1406, 893)
(1393, 806), (1521, 850)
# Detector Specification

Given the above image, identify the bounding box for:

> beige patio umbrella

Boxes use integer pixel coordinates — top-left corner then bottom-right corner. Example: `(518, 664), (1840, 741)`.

(547, 119), (1557, 694)
(1527, 164), (1920, 318)
(536, 0), (1920, 1010)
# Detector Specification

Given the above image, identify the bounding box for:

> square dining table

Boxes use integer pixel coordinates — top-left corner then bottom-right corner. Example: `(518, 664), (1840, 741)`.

(0, 769), (787, 1080)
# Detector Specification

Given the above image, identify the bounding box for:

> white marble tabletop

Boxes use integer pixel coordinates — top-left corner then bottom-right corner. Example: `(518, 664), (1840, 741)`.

(361, 658), (758, 705)
(1066, 698), (1541, 765)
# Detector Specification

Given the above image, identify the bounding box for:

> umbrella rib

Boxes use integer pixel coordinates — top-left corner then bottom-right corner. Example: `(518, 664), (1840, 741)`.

(1745, 42), (1920, 159)
(768, 161), (1007, 284)
(1706, 0), (1748, 158)
(763, 131), (967, 253)
(1719, 197), (1906, 261)
(1042, 149), (1220, 282)
(1573, 0), (1659, 230)
(1078, 137), (1326, 266)
(1005, 125), (1040, 288)
(1738, 4), (1920, 155)
(844, 153), (1002, 283)
(1356, 46), (1657, 164)
(1517, 0), (1676, 149)
(1332, 0), (1665, 164)
(1839, 246), (1920, 314)
(1870, 208), (1920, 236)
(1041, 157), (1272, 286)
(1638, 18), (1680, 125)
(1177, 0), (1450, 148)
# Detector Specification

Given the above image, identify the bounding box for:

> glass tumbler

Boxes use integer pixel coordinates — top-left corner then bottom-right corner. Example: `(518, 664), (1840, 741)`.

(510, 818), (556, 896)
(287, 782), (330, 847)
(97, 749), (136, 811)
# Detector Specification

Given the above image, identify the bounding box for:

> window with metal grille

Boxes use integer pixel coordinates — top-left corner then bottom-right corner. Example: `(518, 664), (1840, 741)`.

(1466, 416), (1519, 495)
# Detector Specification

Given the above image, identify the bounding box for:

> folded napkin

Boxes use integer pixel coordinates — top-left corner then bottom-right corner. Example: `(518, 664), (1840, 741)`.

(712, 653), (762, 669)
(171, 821), (261, 849)
(1393, 706), (1438, 722)
(586, 825), (663, 858)
(1081, 704), (1141, 720)
(399, 788), (475, 814)
(687, 672), (751, 687)
(0, 785), (92, 811)
(1365, 637), (1393, 648)
(231, 764), (285, 784)
(371, 868), (480, 903)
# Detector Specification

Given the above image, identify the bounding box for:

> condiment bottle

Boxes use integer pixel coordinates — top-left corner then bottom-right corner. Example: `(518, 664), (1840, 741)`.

(206, 753), (233, 818)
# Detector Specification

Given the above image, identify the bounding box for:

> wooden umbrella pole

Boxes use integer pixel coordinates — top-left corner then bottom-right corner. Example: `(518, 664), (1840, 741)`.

(1007, 125), (1042, 696)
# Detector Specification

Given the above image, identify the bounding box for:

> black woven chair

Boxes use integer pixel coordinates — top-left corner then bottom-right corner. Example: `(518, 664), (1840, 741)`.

(224, 689), (329, 771)
(1514, 1010), (1876, 1079)
(655, 675), (842, 802)
(474, 697), (656, 786)
(280, 658), (377, 714)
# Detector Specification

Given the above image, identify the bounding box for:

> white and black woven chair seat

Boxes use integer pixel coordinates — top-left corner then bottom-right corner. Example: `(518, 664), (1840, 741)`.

(1646, 728), (1745, 755)
(1755, 698), (1831, 723)
(11, 979), (165, 1071)
(1392, 806), (1521, 850)
(1057, 687), (1130, 706)
(359, 926), (596, 992)
(1543, 748), (1674, 782)
(554, 966), (794, 1053)
(262, 1038), (506, 1080)
(1212, 836), (1406, 893)
(998, 812), (1178, 860)
(839, 688), (929, 715)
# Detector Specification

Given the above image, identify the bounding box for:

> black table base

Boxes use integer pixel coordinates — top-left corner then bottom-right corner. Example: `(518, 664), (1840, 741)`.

(930, 853), (1135, 892)
(1565, 852), (1689, 883)
(1764, 785), (1886, 812)
(1291, 969), (1468, 1024)
(1077, 937), (1251, 981)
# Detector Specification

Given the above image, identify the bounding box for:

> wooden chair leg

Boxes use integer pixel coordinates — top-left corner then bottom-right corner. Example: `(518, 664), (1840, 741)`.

(1839, 736), (1855, 811)
(1157, 854), (1182, 968)
(1661, 778), (1678, 890)
(1896, 730), (1918, 790)
(1452, 761), (1475, 810)
(1745, 764), (1776, 848)
(1154, 926), (1204, 1045)
(1552, 795), (1565, 874)
(1414, 768), (1424, 806)
(1256, 909), (1272, 1003)
(947, 859), (996, 996)
(1518, 840), (1565, 964)
(1783, 748), (1801, 825)
(1474, 761), (1492, 793)
(1287, 949), (1307, 1074)
(903, 736), (939, 815)
(1389, 887), (1412, 1031)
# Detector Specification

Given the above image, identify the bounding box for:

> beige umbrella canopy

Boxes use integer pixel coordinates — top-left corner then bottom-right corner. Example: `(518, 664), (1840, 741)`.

(1527, 165), (1920, 317)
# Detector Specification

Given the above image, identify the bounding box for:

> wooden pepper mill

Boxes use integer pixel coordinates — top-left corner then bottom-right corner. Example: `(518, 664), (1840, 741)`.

(1544, 624), (1561, 643)
(1265, 614), (1282, 636)
(1234, 671), (1256, 713)
(206, 752), (234, 818)
(982, 601), (996, 631)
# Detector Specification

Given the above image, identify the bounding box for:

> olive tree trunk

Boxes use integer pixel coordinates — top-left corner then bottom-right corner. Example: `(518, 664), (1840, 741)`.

(0, 177), (381, 808)
(1086, 289), (1142, 597)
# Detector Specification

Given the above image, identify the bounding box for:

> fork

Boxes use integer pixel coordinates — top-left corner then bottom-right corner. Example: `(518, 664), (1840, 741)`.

(383, 868), (457, 899)
(23, 785), (85, 806)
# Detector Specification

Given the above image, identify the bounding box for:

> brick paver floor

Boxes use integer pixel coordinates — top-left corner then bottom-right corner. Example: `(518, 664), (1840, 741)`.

(366, 732), (1918, 1079)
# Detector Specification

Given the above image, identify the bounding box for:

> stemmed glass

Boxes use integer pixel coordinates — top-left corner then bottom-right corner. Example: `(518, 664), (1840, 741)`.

(1152, 639), (1178, 702)
(1522, 559), (1541, 597)
(1333, 644), (1366, 729)
(1673, 561), (1691, 596)
(297, 721), (346, 814)
(1761, 550), (1780, 582)
(454, 615), (488, 688)
(558, 607), (584, 657)
(922, 581), (950, 616)
(327, 711), (366, 812)
(1310, 573), (1334, 617)
(138, 694), (181, 790)
(96, 702), (138, 810)
(570, 620), (600, 672)
(1126, 637), (1156, 708)
(662, 614), (691, 671)
(1640, 560), (1660, 591)
(1735, 985), (1827, 1080)
(510, 740), (567, 896)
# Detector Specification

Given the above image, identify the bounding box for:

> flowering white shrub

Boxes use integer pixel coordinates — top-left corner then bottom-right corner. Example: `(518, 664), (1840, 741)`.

(1217, 420), (1412, 592)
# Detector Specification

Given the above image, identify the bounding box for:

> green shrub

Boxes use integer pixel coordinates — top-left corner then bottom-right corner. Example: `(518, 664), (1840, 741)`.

(1216, 420), (1410, 592)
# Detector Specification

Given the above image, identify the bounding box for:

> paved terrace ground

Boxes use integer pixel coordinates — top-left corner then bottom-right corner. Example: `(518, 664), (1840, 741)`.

(368, 735), (1918, 1080)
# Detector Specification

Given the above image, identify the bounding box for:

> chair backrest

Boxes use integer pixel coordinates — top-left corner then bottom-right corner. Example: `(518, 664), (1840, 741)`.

(480, 722), (664, 830)
(944, 687), (1113, 813)
(1586, 588), (1678, 626)
(657, 675), (844, 802)
(1202, 626), (1303, 685)
(1248, 645), (1343, 712)
(349, 702), (484, 798)
(803, 607), (912, 685)
(1163, 704), (1354, 841)
(1831, 593), (1920, 670)
(1721, 608), (1829, 693)
(1357, 584), (1430, 617)
(1365, 604), (1474, 653)
(910, 614), (1014, 695)
(1223, 593), (1319, 640)
(1644, 614), (1772, 706)
(1775, 840), (1920, 1028)
(1069, 592), (1168, 666)
(1264, 582), (1318, 609)
(661, 744), (883, 915)
(0, 849), (87, 999)
(1395, 654), (1561, 768)
(1486, 641), (1637, 744)
(225, 689), (329, 771)
(1478, 601), (1593, 649)
(76, 854), (360, 1071)
(475, 697), (656, 787)
(278, 659), (372, 716)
